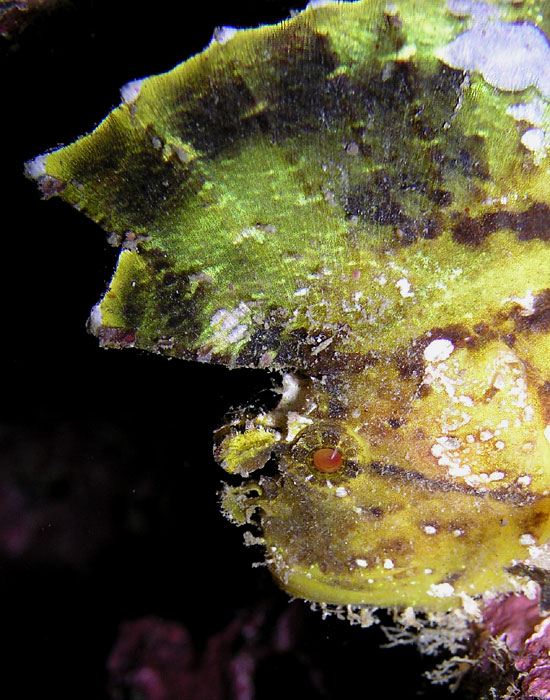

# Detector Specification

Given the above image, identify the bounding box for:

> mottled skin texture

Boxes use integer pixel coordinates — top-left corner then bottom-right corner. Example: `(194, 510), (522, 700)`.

(29, 0), (550, 612)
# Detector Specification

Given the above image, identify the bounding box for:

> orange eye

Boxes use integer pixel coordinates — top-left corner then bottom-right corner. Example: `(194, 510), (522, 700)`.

(312, 447), (343, 473)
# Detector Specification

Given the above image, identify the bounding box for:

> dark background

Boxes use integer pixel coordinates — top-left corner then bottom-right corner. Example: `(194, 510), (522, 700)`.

(2, 1), (452, 697)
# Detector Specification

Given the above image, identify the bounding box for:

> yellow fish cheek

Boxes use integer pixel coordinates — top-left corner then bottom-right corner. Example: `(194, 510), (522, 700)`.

(257, 441), (550, 610)
(248, 336), (550, 611)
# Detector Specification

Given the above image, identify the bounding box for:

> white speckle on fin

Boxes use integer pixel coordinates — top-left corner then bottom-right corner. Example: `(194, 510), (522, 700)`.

(436, 21), (550, 99)
(423, 338), (454, 363)
(395, 277), (414, 298)
(446, 0), (500, 22)
(120, 79), (144, 105)
(307, 0), (335, 7)
(521, 127), (546, 155)
(506, 98), (546, 128)
(212, 26), (238, 45)
(280, 373), (301, 405)
(88, 303), (103, 336)
(427, 582), (455, 598)
(24, 154), (47, 180)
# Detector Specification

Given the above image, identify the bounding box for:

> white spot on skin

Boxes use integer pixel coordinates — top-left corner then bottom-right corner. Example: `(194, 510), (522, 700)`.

(233, 226), (268, 244)
(396, 277), (414, 298)
(436, 20), (550, 99)
(424, 568), (433, 575)
(479, 430), (493, 442)
(280, 373), (301, 405)
(448, 462), (471, 478)
(489, 471), (505, 481)
(210, 302), (250, 333)
(88, 304), (103, 336)
(176, 147), (191, 164)
(446, 0), (501, 22)
(24, 154), (47, 179)
(453, 529), (464, 537)
(436, 436), (460, 450)
(335, 486), (347, 498)
(311, 337), (334, 356)
(428, 583), (455, 598)
(431, 436), (471, 478)
(210, 303), (251, 347)
(212, 26), (238, 44)
(493, 373), (506, 390)
(383, 558), (394, 570)
(518, 475), (532, 487)
(424, 525), (437, 535)
(495, 441), (505, 450)
(524, 580), (539, 600)
(294, 288), (309, 297)
(423, 338), (454, 363)
(459, 592), (481, 619)
(544, 425), (550, 444)
(356, 558), (368, 568)
(521, 128), (547, 161)
(226, 324), (248, 343)
(285, 412), (313, 443)
(210, 309), (227, 325)
(520, 534), (536, 546)
(120, 79), (143, 104)
(507, 99), (546, 128)
(527, 543), (548, 563)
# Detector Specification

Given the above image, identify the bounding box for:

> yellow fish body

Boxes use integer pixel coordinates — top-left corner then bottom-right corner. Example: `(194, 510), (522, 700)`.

(28, 0), (550, 613)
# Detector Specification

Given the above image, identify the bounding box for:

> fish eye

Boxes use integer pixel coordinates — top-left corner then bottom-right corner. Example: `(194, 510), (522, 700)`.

(312, 447), (343, 473)
(288, 421), (365, 480)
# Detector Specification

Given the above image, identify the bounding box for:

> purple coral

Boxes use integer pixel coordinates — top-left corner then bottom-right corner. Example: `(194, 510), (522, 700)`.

(516, 616), (550, 699)
(107, 606), (309, 700)
(464, 593), (550, 699)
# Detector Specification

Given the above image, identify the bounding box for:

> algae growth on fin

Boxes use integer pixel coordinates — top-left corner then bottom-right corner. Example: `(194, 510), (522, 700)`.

(28, 0), (550, 616)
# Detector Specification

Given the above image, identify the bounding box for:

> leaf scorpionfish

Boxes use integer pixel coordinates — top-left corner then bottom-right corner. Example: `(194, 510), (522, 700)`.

(28, 0), (550, 617)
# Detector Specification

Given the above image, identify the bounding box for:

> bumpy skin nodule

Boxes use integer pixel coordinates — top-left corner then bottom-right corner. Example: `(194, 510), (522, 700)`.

(29, 0), (550, 612)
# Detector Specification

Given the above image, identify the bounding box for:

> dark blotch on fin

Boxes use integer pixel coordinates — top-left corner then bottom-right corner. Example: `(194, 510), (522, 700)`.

(236, 325), (284, 367)
(345, 173), (442, 243)
(275, 328), (373, 375)
(452, 203), (550, 246)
